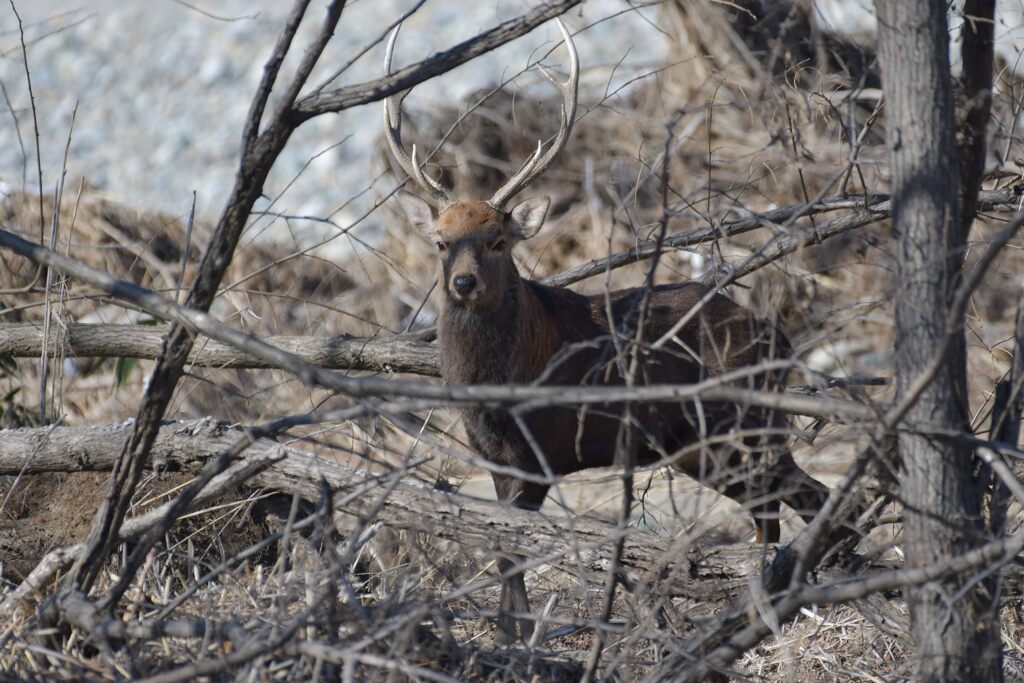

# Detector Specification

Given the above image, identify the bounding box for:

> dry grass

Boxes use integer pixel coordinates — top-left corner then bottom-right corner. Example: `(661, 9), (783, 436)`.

(3, 0), (1024, 679)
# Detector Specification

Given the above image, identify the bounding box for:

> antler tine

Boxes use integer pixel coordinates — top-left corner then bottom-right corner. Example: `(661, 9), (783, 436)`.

(382, 26), (451, 209)
(410, 144), (447, 201)
(489, 18), (579, 210)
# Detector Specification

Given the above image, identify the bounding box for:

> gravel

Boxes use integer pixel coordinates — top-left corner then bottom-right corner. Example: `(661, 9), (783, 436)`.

(0, 0), (668, 258)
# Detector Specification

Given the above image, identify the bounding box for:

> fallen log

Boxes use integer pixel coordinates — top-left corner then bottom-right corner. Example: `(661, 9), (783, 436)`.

(4, 190), (1020, 379)
(0, 323), (439, 376)
(0, 419), (810, 609)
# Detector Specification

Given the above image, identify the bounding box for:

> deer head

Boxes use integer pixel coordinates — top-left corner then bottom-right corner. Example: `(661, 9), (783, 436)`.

(384, 19), (578, 311)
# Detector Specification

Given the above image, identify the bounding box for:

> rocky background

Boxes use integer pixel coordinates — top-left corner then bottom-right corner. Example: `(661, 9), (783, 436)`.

(0, 0), (672, 259)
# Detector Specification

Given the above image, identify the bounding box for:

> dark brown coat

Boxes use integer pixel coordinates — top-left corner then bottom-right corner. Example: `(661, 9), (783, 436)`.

(400, 194), (832, 642)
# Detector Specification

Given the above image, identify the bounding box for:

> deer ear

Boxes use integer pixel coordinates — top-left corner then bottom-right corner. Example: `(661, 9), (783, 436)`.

(397, 191), (437, 236)
(509, 196), (550, 240)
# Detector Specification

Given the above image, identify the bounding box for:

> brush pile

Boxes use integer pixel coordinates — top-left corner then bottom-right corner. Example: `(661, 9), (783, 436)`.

(3, 1), (1024, 680)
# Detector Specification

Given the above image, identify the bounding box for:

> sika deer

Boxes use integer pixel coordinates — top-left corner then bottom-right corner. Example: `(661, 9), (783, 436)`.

(384, 19), (834, 643)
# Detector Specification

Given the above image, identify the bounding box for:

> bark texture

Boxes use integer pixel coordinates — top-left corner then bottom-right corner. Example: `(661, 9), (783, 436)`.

(875, 1), (1002, 679)
(0, 323), (439, 376)
(0, 419), (809, 606)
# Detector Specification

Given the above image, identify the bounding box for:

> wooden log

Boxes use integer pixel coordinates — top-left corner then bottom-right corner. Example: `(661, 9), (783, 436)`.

(0, 322), (440, 376)
(0, 419), (799, 603)
(0, 323), (876, 423)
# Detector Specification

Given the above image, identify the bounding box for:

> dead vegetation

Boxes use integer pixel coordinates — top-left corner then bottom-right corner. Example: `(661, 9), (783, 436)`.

(1, 0), (1024, 680)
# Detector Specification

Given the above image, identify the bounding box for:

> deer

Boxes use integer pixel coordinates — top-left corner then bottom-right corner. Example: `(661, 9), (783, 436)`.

(384, 19), (838, 644)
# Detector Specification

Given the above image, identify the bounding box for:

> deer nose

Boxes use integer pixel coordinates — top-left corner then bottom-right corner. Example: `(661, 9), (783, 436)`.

(453, 274), (477, 296)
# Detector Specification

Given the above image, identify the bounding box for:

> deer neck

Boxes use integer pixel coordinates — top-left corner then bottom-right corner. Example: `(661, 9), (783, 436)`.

(439, 272), (528, 385)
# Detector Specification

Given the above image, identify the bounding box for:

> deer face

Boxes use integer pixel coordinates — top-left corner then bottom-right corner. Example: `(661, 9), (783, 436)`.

(398, 195), (550, 310)
(384, 18), (574, 312)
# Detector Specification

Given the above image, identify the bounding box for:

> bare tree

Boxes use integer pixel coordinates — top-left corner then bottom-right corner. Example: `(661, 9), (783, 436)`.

(876, 0), (1002, 679)
(4, 0), (1024, 680)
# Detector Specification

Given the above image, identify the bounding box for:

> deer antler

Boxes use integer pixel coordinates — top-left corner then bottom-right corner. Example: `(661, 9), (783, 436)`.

(382, 26), (453, 210)
(488, 18), (579, 211)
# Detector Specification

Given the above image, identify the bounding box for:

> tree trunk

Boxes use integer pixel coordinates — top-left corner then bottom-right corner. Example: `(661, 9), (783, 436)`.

(875, 1), (1002, 680)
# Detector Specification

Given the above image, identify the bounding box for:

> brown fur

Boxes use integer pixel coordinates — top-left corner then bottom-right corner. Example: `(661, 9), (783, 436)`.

(410, 197), (834, 643)
(436, 201), (504, 239)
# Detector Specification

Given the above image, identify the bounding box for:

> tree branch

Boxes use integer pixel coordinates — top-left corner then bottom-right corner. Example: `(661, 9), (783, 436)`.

(0, 322), (439, 376)
(0, 227), (874, 421)
(542, 188), (1022, 289)
(6, 418), (1023, 662)
(66, 0), (347, 594)
(0, 419), (860, 613)
(291, 0), (582, 120)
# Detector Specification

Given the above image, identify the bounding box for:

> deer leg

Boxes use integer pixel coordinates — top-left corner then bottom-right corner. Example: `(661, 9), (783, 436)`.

(491, 474), (549, 645)
(725, 443), (852, 547)
(769, 448), (870, 555)
(771, 449), (831, 524)
(671, 433), (792, 544)
(751, 501), (782, 544)
(740, 408), (866, 549)
(496, 556), (531, 645)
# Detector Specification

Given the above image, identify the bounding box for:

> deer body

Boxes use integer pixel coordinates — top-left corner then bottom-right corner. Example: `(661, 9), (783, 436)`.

(383, 22), (833, 643)
(432, 230), (827, 511)
(444, 276), (738, 477)
(406, 199), (831, 642)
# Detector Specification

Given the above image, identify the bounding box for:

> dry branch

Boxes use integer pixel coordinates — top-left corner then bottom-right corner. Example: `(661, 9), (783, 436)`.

(55, 590), (250, 645)
(292, 0), (582, 119)
(4, 187), (1020, 381)
(10, 418), (1022, 665)
(62, 0), (346, 595)
(0, 426), (289, 614)
(543, 188), (1023, 288)
(0, 322), (439, 376)
(0, 229), (877, 423)
(660, 205), (1024, 680)
(0, 419), (836, 610)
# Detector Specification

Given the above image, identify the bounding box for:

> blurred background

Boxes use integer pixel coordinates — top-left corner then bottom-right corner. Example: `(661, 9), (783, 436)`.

(0, 0), (678, 254)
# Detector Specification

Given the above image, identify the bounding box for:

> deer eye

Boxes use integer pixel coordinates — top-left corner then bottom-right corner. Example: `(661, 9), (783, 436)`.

(435, 241), (448, 252)
(490, 239), (506, 252)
